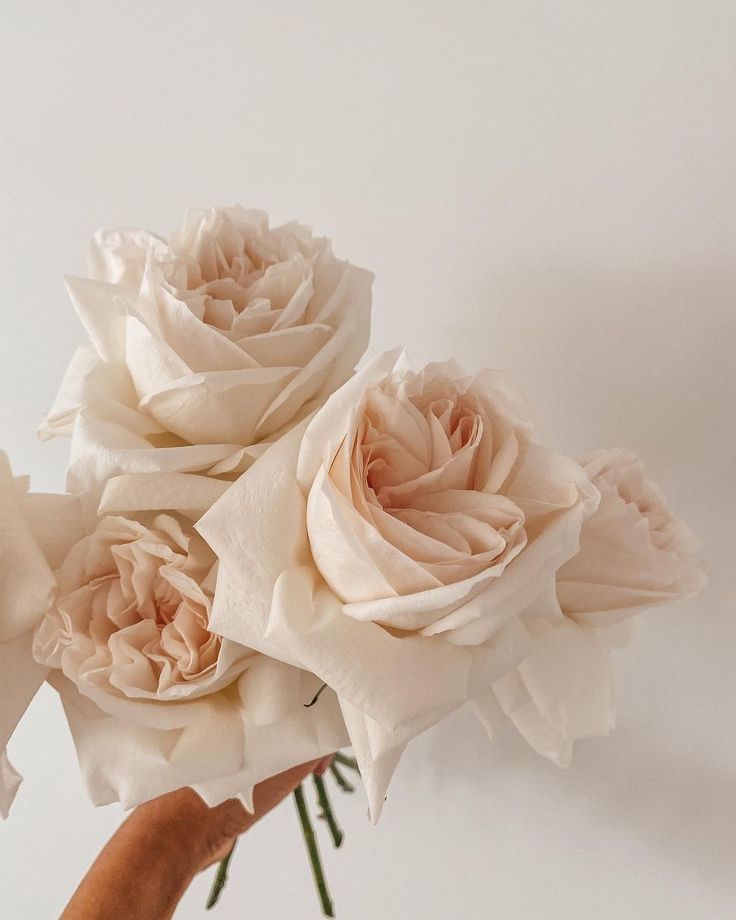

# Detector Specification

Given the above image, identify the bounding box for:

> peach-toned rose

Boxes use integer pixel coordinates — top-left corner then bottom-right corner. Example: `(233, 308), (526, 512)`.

(34, 514), (251, 703)
(40, 207), (373, 509)
(480, 448), (706, 766)
(198, 351), (598, 817)
(33, 513), (346, 809)
(557, 449), (706, 625)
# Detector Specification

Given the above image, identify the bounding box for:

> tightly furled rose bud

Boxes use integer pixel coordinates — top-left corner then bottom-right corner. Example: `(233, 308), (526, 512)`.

(198, 351), (599, 817)
(33, 512), (346, 809)
(481, 448), (706, 766)
(41, 207), (373, 506)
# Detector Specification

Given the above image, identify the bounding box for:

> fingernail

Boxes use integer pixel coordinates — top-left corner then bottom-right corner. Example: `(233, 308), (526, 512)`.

(313, 754), (334, 777)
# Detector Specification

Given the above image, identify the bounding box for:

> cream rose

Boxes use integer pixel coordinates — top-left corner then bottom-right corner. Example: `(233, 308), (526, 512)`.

(0, 452), (81, 816)
(198, 351), (598, 817)
(557, 449), (706, 624)
(33, 512), (346, 809)
(41, 207), (373, 509)
(481, 448), (706, 766)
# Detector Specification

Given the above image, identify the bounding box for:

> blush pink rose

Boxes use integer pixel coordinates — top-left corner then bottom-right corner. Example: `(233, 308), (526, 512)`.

(33, 512), (346, 809)
(41, 207), (373, 511)
(481, 448), (706, 766)
(198, 350), (598, 817)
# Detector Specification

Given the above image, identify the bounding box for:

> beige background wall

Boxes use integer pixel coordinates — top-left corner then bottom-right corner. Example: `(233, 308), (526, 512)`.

(1, 2), (734, 917)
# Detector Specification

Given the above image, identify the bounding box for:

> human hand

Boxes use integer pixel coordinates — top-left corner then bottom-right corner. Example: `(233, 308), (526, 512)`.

(61, 756), (333, 920)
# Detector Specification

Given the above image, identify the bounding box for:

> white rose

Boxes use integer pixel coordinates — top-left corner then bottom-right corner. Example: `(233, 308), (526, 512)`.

(0, 452), (81, 816)
(482, 448), (706, 766)
(41, 207), (373, 510)
(198, 351), (598, 818)
(33, 512), (346, 810)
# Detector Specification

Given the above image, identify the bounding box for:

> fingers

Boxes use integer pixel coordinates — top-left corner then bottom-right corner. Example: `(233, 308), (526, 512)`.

(313, 754), (333, 777)
(208, 757), (327, 839)
(136, 755), (340, 872)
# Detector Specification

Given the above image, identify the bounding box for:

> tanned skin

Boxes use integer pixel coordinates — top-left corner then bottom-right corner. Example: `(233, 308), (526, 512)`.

(61, 756), (332, 920)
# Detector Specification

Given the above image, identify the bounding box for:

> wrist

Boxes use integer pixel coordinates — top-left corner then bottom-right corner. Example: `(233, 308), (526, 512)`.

(127, 788), (211, 878)
(61, 790), (208, 920)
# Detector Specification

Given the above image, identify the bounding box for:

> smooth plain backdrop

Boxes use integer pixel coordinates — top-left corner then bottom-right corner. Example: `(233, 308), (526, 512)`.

(1, 2), (735, 918)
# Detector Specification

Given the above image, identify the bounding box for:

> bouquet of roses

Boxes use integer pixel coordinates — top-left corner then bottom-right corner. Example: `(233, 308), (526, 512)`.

(1, 207), (705, 916)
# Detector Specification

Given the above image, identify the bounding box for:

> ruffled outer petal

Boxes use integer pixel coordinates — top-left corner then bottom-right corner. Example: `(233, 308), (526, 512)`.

(40, 211), (374, 506)
(196, 354), (590, 817)
(0, 453), (85, 815)
(484, 615), (614, 766)
(478, 448), (705, 765)
(0, 455), (58, 642)
(49, 657), (347, 811)
(0, 751), (22, 819)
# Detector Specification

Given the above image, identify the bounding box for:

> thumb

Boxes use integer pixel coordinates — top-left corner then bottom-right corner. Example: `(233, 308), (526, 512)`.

(199, 756), (333, 867)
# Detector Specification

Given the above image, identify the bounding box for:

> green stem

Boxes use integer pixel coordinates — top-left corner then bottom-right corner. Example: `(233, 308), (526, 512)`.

(333, 752), (360, 774)
(293, 784), (335, 918)
(304, 682), (329, 708)
(329, 762), (355, 794)
(206, 840), (237, 910)
(312, 774), (344, 848)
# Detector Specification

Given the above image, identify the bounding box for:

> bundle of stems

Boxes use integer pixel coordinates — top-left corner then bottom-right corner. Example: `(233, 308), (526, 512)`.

(206, 752), (362, 917)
